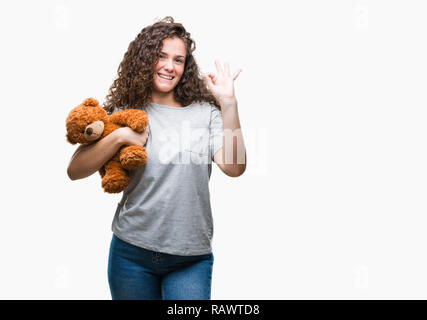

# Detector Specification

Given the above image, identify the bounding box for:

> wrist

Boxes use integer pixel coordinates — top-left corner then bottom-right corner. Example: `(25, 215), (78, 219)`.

(112, 128), (127, 146)
(218, 96), (237, 108)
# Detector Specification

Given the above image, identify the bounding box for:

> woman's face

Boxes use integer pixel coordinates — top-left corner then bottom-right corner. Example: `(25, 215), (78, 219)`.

(152, 37), (187, 94)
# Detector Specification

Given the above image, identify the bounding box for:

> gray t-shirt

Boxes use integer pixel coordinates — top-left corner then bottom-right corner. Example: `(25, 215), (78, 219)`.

(111, 101), (223, 256)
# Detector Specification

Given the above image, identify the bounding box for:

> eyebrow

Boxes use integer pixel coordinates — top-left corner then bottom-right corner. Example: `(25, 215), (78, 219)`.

(160, 51), (185, 59)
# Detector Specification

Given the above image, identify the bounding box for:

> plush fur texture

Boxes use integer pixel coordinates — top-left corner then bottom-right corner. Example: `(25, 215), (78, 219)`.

(66, 98), (149, 193)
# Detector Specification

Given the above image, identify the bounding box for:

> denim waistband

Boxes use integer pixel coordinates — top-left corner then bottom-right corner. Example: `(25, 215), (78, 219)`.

(110, 234), (214, 276)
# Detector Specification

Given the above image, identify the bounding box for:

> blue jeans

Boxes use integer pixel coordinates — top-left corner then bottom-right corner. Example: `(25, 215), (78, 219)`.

(107, 234), (214, 300)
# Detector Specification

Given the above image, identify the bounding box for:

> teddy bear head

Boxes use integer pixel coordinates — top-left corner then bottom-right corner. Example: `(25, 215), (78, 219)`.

(66, 98), (109, 145)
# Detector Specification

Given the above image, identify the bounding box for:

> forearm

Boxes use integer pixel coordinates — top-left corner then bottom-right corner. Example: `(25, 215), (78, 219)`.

(220, 98), (247, 175)
(67, 130), (123, 180)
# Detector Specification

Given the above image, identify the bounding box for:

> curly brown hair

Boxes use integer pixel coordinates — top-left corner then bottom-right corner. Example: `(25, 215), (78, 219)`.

(103, 16), (219, 114)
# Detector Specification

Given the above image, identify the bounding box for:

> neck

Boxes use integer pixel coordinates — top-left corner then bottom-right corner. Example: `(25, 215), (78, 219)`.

(151, 91), (182, 107)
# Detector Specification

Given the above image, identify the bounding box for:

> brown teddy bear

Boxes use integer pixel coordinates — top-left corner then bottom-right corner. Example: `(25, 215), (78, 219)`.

(66, 97), (149, 193)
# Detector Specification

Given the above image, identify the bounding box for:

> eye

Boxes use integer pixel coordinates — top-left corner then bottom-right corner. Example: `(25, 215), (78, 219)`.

(176, 59), (184, 63)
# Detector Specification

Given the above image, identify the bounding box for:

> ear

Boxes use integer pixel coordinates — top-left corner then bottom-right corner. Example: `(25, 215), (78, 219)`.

(66, 132), (78, 145)
(83, 98), (99, 107)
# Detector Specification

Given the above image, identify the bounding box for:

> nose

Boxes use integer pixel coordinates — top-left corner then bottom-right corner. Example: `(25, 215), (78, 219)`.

(164, 58), (174, 72)
(85, 127), (93, 135)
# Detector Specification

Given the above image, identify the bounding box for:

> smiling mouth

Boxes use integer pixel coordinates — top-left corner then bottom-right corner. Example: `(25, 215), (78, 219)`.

(158, 73), (175, 81)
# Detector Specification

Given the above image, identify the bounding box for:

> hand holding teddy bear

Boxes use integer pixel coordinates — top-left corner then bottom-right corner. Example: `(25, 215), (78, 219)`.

(66, 98), (149, 193)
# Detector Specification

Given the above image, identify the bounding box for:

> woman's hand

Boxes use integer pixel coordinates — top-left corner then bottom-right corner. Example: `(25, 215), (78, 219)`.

(202, 60), (242, 106)
(116, 126), (150, 147)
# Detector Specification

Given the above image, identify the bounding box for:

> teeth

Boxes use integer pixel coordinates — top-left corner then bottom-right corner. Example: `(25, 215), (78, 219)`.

(159, 74), (173, 80)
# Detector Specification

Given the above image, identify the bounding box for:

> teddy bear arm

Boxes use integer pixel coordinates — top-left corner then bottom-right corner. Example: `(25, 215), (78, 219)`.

(101, 159), (130, 193)
(109, 109), (149, 133)
(120, 145), (148, 170)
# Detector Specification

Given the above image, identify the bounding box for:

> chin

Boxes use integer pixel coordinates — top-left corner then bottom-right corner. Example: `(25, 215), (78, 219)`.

(153, 74), (180, 92)
(153, 85), (174, 93)
(154, 82), (177, 93)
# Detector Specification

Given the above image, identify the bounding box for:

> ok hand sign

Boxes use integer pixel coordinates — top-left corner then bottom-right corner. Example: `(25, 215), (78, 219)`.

(203, 60), (242, 106)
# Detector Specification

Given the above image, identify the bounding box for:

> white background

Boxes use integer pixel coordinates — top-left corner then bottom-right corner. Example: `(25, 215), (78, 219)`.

(0, 0), (426, 299)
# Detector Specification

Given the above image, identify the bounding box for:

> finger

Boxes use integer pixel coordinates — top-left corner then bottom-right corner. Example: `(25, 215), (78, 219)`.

(208, 73), (217, 84)
(202, 73), (214, 90)
(232, 68), (242, 80)
(214, 60), (224, 75)
(224, 62), (231, 76)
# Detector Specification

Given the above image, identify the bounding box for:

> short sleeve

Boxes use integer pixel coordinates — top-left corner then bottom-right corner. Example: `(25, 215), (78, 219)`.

(209, 105), (223, 161)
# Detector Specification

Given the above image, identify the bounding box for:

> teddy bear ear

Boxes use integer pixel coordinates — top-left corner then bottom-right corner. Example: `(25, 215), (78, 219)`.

(66, 132), (78, 145)
(83, 98), (99, 107)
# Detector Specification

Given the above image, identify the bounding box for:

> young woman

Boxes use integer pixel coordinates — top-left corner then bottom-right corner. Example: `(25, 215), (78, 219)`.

(67, 16), (246, 300)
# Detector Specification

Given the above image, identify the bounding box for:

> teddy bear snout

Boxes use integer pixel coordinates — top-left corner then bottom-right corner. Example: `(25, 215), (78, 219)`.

(84, 120), (104, 141)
